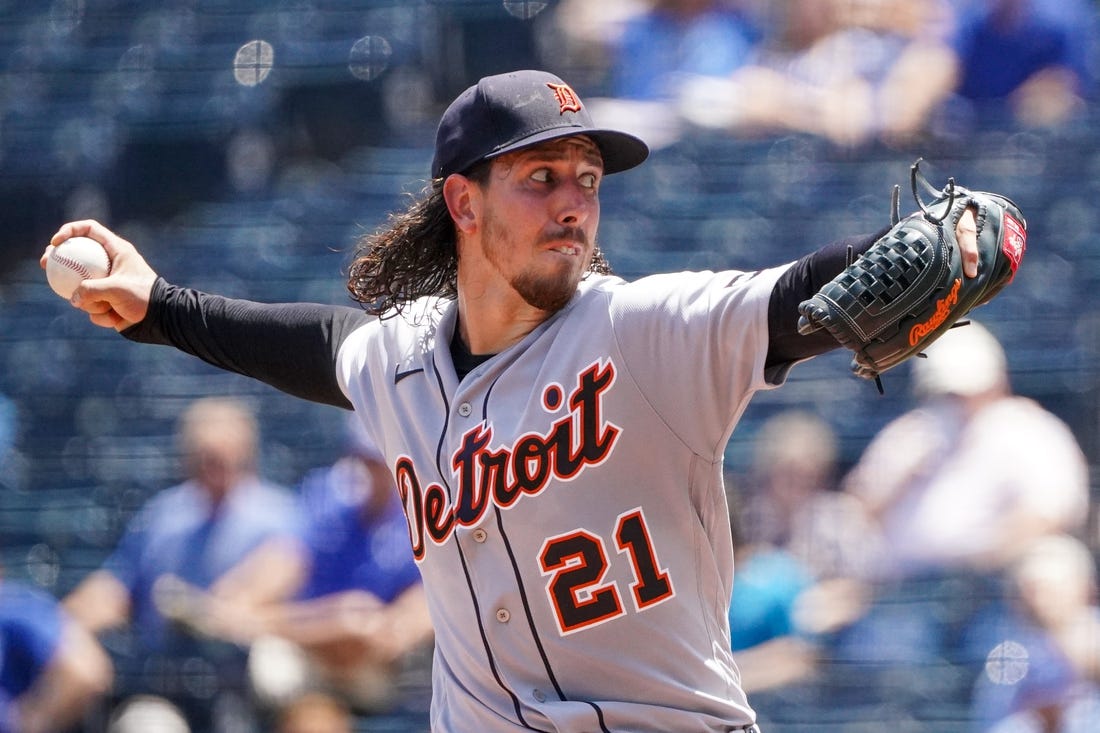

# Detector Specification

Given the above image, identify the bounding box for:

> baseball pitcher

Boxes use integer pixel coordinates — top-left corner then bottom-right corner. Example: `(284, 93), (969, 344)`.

(43, 70), (1022, 732)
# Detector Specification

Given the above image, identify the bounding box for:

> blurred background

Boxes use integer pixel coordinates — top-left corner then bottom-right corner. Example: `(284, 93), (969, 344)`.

(1, 1), (1099, 732)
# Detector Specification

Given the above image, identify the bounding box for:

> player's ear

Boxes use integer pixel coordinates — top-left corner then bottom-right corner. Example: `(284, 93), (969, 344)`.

(443, 173), (480, 235)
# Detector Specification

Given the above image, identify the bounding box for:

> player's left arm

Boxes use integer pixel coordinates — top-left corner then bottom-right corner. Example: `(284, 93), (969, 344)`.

(764, 210), (978, 376)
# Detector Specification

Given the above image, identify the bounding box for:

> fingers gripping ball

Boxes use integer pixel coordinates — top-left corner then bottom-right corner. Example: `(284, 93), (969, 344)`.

(797, 159), (1026, 386)
(46, 236), (112, 300)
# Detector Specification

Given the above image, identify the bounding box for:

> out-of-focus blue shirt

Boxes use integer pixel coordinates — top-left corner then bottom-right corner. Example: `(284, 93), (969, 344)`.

(728, 548), (811, 651)
(952, 0), (1096, 100)
(104, 477), (300, 651)
(0, 580), (64, 732)
(612, 7), (759, 100)
(295, 459), (421, 604)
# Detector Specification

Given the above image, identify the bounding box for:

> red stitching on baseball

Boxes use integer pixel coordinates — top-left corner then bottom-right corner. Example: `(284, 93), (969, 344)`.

(52, 252), (105, 280)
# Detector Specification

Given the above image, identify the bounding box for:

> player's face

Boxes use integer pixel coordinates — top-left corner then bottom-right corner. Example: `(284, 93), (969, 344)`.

(478, 136), (603, 312)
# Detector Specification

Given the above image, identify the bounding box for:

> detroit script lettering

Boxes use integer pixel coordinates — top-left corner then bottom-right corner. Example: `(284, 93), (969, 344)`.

(396, 360), (620, 560)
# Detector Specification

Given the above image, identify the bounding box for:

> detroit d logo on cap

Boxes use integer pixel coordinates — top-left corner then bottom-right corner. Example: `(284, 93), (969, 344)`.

(546, 82), (582, 114)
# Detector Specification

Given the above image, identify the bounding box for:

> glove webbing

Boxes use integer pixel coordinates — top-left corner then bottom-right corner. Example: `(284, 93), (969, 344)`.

(843, 232), (933, 308)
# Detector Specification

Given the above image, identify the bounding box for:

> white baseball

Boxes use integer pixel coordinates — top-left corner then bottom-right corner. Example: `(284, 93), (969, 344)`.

(46, 236), (112, 300)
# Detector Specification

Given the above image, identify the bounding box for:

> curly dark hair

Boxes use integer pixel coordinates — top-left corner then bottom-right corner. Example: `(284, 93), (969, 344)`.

(346, 161), (614, 317)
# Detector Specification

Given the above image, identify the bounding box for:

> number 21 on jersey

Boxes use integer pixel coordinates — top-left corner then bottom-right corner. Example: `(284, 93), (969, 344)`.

(538, 507), (675, 635)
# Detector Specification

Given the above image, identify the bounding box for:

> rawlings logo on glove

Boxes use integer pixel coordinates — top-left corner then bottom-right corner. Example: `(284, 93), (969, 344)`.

(909, 278), (961, 347)
(797, 159), (1026, 390)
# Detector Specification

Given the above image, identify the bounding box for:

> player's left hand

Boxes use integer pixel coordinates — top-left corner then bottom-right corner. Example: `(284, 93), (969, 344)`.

(797, 160), (1026, 383)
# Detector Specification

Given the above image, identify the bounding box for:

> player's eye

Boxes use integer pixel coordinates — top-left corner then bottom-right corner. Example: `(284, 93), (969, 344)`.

(579, 172), (598, 189)
(531, 168), (552, 183)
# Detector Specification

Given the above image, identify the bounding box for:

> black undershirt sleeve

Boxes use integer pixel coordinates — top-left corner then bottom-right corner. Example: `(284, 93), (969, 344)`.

(764, 227), (889, 382)
(122, 237), (887, 402)
(121, 278), (372, 409)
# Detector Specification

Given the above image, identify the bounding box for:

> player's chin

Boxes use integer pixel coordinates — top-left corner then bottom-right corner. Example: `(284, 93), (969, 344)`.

(514, 271), (579, 313)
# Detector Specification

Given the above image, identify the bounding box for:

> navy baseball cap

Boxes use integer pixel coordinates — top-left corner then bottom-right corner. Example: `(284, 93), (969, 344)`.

(432, 69), (650, 179)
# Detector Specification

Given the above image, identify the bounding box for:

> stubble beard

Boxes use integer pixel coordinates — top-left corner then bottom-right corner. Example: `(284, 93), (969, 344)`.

(484, 212), (589, 314)
(510, 268), (578, 313)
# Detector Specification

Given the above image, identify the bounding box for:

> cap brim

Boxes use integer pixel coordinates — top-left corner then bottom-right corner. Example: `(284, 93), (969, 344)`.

(485, 126), (649, 175)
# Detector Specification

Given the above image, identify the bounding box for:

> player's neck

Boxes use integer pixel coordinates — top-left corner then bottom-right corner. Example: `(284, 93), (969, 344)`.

(456, 285), (551, 356)
(450, 328), (494, 380)
(455, 306), (546, 357)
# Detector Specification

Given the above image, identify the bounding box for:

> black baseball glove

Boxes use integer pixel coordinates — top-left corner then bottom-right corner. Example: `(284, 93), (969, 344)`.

(797, 159), (1027, 389)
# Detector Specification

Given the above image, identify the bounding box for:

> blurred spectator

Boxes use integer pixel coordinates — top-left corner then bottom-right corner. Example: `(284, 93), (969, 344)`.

(727, 513), (818, 695)
(171, 414), (432, 721)
(843, 321), (1089, 582)
(62, 396), (301, 733)
(553, 0), (760, 149)
(727, 410), (876, 694)
(738, 409), (879, 581)
(679, 0), (958, 146)
(275, 692), (353, 733)
(943, 0), (1096, 129)
(538, 0), (648, 86)
(609, 0), (759, 101)
(970, 534), (1100, 732)
(0, 571), (112, 733)
(832, 321), (1090, 702)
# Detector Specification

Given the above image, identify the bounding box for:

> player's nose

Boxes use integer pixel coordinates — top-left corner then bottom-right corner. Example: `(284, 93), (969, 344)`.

(553, 179), (596, 227)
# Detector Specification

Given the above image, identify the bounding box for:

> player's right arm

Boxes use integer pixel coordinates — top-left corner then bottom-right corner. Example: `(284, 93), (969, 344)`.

(42, 220), (369, 409)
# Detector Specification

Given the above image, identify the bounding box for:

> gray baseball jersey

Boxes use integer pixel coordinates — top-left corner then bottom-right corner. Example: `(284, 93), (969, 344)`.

(124, 259), (798, 731)
(333, 266), (788, 732)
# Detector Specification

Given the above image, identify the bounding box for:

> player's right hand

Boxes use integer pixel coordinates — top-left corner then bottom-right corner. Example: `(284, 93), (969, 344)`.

(41, 220), (158, 331)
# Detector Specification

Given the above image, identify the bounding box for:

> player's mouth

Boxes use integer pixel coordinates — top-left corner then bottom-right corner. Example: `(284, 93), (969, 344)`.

(539, 227), (588, 257)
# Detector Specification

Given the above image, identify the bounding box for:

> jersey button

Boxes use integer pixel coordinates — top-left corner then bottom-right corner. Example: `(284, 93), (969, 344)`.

(532, 689), (546, 703)
(495, 608), (510, 623)
(458, 402), (472, 417)
(472, 528), (487, 543)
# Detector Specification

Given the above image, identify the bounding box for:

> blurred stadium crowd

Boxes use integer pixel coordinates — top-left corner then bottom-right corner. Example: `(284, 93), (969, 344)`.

(1, 1), (1100, 732)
